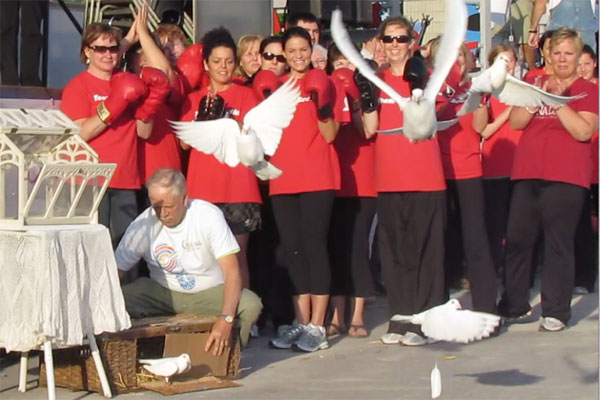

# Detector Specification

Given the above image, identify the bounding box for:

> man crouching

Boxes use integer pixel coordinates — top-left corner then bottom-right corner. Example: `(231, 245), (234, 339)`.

(115, 168), (262, 354)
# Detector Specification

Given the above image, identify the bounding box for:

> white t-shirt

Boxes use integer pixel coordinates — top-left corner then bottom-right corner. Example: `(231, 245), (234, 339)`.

(115, 199), (240, 293)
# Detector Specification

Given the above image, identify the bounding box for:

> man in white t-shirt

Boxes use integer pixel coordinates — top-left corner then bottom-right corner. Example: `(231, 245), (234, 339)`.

(115, 168), (262, 353)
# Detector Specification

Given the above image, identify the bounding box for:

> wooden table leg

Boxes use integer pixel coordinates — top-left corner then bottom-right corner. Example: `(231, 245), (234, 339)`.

(43, 340), (56, 400)
(18, 351), (29, 392)
(87, 332), (112, 398)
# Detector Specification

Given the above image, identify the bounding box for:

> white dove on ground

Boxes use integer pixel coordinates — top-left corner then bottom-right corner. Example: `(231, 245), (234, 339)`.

(139, 353), (191, 383)
(330, 1), (467, 141)
(431, 363), (442, 399)
(456, 53), (584, 116)
(391, 299), (501, 344)
(171, 78), (300, 180)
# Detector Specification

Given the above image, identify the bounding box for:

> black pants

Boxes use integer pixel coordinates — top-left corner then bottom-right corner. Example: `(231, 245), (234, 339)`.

(98, 188), (139, 249)
(483, 177), (512, 272)
(0, 0), (46, 86)
(446, 178), (497, 313)
(378, 191), (446, 336)
(499, 180), (586, 323)
(271, 191), (335, 295)
(330, 197), (377, 298)
(574, 185), (598, 292)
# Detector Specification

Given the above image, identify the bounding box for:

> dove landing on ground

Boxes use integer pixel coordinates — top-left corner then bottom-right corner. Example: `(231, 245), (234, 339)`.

(330, 1), (466, 141)
(456, 54), (585, 116)
(139, 353), (191, 383)
(391, 299), (501, 344)
(171, 78), (301, 180)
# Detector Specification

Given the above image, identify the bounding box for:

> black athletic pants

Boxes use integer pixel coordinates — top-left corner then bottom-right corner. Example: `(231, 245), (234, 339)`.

(271, 190), (335, 295)
(499, 180), (586, 323)
(98, 188), (139, 249)
(330, 196), (377, 298)
(483, 177), (512, 272)
(378, 191), (446, 336)
(446, 178), (498, 313)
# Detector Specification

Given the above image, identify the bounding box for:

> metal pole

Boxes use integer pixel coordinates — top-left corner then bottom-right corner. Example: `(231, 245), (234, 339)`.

(56, 0), (84, 35)
(479, 0), (491, 68)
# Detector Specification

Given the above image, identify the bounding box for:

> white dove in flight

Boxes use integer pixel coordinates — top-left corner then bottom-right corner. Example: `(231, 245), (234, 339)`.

(171, 78), (300, 180)
(139, 353), (191, 383)
(456, 53), (585, 116)
(330, 1), (467, 141)
(391, 299), (501, 344)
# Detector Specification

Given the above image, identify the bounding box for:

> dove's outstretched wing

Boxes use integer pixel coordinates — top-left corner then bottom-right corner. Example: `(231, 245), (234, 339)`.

(421, 309), (500, 344)
(243, 78), (300, 156)
(422, 0), (468, 103)
(377, 118), (458, 135)
(330, 9), (409, 109)
(497, 75), (585, 108)
(171, 119), (241, 167)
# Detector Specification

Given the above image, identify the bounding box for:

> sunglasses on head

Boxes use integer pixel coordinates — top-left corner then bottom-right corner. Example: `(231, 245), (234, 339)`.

(381, 35), (411, 44)
(88, 45), (120, 54)
(262, 52), (286, 63)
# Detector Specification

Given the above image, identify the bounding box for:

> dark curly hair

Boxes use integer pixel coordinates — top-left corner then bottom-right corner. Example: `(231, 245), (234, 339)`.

(201, 26), (237, 62)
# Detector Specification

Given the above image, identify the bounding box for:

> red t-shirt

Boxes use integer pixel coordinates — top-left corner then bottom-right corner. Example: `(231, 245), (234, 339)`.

(334, 122), (376, 198)
(61, 70), (141, 189)
(375, 68), (446, 192)
(481, 97), (522, 178)
(524, 67), (548, 81)
(511, 77), (599, 188)
(179, 83), (262, 203)
(591, 132), (598, 185)
(268, 75), (349, 195)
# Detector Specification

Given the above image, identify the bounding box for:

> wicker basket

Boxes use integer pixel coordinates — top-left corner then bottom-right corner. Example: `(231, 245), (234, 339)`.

(40, 315), (241, 394)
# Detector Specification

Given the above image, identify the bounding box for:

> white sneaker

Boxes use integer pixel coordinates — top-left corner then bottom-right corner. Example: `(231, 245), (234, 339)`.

(292, 323), (329, 352)
(539, 317), (566, 332)
(250, 324), (259, 338)
(269, 324), (305, 349)
(380, 332), (403, 344)
(574, 286), (590, 295)
(401, 332), (429, 346)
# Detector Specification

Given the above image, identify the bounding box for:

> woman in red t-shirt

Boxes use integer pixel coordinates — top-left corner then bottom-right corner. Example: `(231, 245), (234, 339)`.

(179, 27), (261, 292)
(326, 44), (377, 338)
(61, 20), (149, 247)
(360, 16), (446, 346)
(499, 28), (599, 331)
(267, 27), (344, 353)
(472, 44), (522, 279)
(431, 43), (497, 315)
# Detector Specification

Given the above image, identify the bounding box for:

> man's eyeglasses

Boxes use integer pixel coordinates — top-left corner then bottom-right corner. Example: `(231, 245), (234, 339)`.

(381, 35), (411, 44)
(88, 45), (120, 54)
(262, 52), (286, 63)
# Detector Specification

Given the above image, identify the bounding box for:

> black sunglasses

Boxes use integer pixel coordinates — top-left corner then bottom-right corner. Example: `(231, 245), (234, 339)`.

(381, 35), (411, 44)
(262, 52), (286, 63)
(88, 45), (120, 54)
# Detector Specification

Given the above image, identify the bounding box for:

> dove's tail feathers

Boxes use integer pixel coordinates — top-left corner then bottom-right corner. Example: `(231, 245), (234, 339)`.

(423, 0), (468, 103)
(431, 363), (442, 399)
(138, 358), (159, 365)
(252, 161), (282, 180)
(456, 93), (483, 116)
(390, 314), (413, 323)
(436, 118), (459, 131)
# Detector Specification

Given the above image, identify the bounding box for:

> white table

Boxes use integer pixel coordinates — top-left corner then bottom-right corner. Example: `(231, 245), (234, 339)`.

(0, 224), (132, 399)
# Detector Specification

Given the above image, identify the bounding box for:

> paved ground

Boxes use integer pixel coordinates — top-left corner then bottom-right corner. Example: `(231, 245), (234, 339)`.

(1, 285), (598, 399)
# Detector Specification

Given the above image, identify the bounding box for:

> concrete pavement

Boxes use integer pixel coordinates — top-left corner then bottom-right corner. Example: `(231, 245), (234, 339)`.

(1, 285), (598, 399)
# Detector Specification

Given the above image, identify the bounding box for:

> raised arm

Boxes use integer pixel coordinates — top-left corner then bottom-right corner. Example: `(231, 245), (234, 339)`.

(527, 0), (549, 48)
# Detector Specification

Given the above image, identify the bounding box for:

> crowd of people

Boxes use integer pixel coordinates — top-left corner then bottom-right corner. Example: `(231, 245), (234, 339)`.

(59, 4), (598, 354)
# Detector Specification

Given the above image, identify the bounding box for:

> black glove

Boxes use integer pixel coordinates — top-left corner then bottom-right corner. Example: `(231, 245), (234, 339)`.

(354, 68), (379, 113)
(196, 93), (225, 121)
(403, 55), (428, 92)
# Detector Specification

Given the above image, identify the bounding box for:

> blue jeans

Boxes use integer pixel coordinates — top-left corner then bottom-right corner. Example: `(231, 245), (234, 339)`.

(547, 0), (597, 51)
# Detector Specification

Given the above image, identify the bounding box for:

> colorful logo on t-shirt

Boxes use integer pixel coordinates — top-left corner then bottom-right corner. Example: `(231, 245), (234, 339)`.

(153, 243), (197, 291)
(154, 244), (178, 272)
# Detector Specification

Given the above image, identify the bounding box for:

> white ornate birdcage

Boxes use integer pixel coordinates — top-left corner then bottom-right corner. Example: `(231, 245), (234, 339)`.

(0, 108), (116, 227)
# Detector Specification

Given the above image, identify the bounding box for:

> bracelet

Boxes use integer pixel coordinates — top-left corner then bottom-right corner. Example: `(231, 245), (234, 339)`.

(529, 29), (537, 33)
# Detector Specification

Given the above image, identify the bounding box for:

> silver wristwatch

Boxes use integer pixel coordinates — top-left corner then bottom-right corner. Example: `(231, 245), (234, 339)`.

(219, 314), (234, 324)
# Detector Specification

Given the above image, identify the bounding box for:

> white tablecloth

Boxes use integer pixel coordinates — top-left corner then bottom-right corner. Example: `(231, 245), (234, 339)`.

(0, 224), (131, 352)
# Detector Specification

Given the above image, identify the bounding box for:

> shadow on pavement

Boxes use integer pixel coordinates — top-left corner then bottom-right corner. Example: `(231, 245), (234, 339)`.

(456, 368), (545, 386)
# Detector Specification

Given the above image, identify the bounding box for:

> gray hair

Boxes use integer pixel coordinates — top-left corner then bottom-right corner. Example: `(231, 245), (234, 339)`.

(146, 168), (188, 198)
